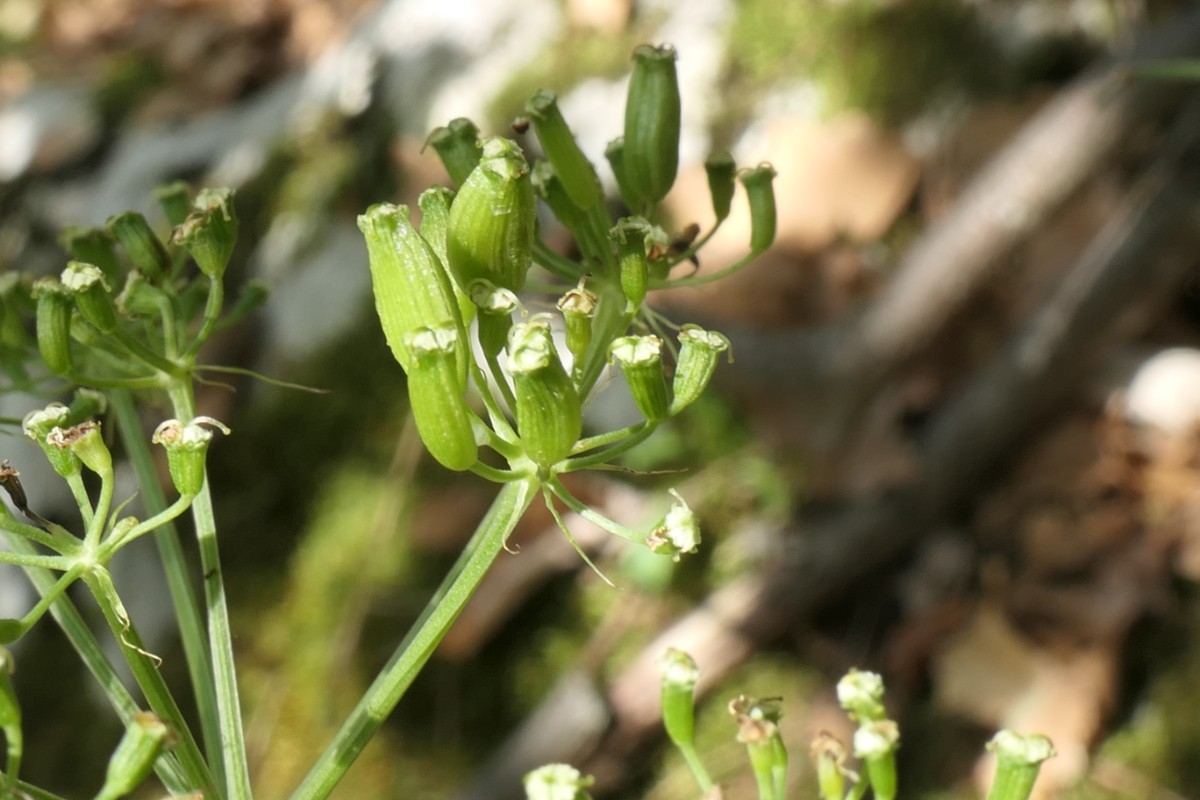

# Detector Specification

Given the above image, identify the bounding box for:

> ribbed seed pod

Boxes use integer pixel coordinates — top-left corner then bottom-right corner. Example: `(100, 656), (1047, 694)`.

(704, 151), (736, 223)
(469, 279), (518, 362)
(96, 712), (170, 800)
(610, 217), (654, 308)
(604, 137), (639, 212)
(107, 211), (169, 280)
(172, 188), (238, 279)
(670, 325), (730, 416)
(622, 44), (681, 206)
(154, 181), (193, 226)
(418, 187), (473, 324)
(526, 90), (604, 212)
(34, 278), (74, 376)
(556, 282), (597, 367)
(404, 325), (478, 472)
(427, 117), (482, 186)
(609, 335), (669, 421)
(531, 160), (588, 242)
(740, 164), (778, 254)
(61, 261), (118, 334)
(447, 137), (536, 293)
(358, 203), (466, 378)
(508, 320), (581, 470)
(59, 225), (121, 285)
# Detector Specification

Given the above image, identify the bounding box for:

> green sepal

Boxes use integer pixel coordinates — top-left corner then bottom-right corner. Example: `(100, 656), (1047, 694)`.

(622, 44), (681, 206)
(33, 277), (74, 376)
(358, 203), (467, 377)
(526, 89), (604, 212)
(427, 117), (482, 186)
(669, 326), (730, 416)
(107, 211), (169, 280)
(59, 225), (122, 284)
(609, 335), (669, 422)
(61, 261), (118, 333)
(704, 151), (736, 222)
(447, 137), (536, 293)
(404, 325), (479, 472)
(96, 712), (170, 800)
(508, 319), (581, 470)
(740, 164), (778, 254)
(172, 187), (238, 279)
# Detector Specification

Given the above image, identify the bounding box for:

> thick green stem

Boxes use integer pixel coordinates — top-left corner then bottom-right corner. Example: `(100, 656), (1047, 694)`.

(290, 478), (539, 799)
(165, 379), (251, 799)
(84, 568), (218, 797)
(111, 389), (224, 789)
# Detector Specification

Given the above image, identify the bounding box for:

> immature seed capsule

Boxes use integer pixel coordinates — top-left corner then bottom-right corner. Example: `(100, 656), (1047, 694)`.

(669, 326), (730, 416)
(526, 89), (604, 212)
(172, 188), (238, 279)
(154, 180), (193, 226)
(419, 187), (474, 324)
(556, 282), (597, 367)
(46, 421), (111, 476)
(33, 277), (74, 376)
(97, 712), (171, 800)
(531, 160), (588, 242)
(22, 403), (79, 478)
(740, 164), (778, 254)
(427, 117), (482, 186)
(659, 648), (701, 749)
(404, 325), (478, 472)
(358, 203), (466, 377)
(610, 217), (657, 309)
(508, 320), (582, 470)
(470, 279), (519, 362)
(609, 335), (669, 422)
(853, 720), (900, 800)
(59, 225), (121, 284)
(622, 44), (681, 206)
(107, 211), (169, 279)
(62, 261), (118, 334)
(704, 151), (736, 222)
(604, 137), (639, 212)
(152, 416), (230, 496)
(447, 137), (536, 293)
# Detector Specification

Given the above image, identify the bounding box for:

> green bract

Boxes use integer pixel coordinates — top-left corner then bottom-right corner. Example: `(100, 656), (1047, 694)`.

(359, 202), (466, 377)
(447, 137), (535, 293)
